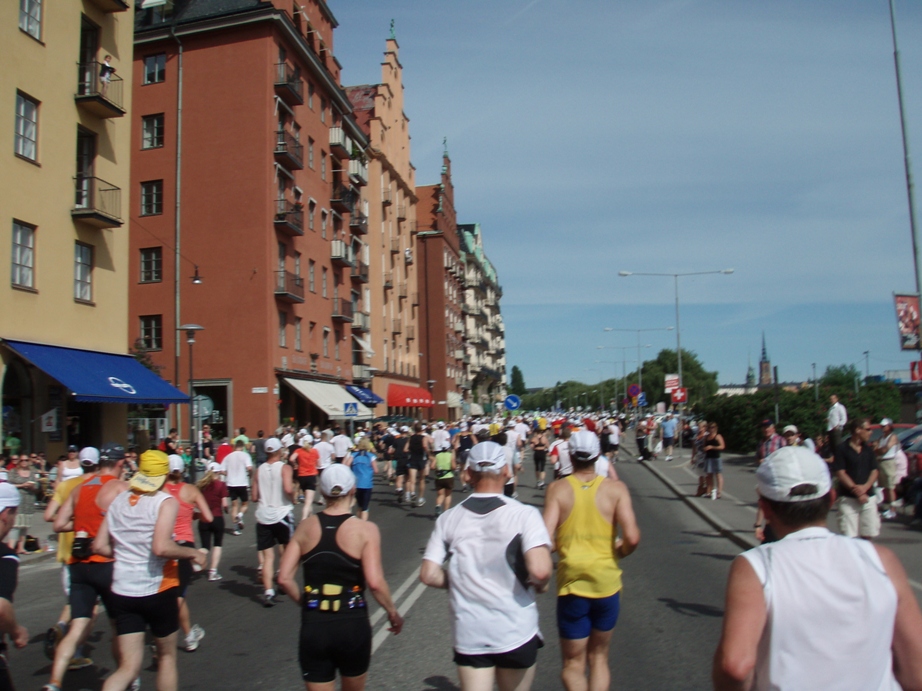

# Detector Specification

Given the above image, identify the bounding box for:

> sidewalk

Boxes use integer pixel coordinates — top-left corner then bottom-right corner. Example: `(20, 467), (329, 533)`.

(620, 436), (922, 588)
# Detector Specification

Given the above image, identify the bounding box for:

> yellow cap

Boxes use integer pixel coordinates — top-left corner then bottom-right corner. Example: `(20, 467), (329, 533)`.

(130, 450), (170, 493)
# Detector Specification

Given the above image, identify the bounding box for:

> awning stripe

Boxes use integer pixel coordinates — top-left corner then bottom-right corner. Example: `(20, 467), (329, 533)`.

(346, 385), (384, 406)
(386, 383), (434, 408)
(284, 378), (372, 420)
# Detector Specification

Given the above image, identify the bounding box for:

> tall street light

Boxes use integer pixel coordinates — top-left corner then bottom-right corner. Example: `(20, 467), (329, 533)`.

(179, 324), (204, 482)
(602, 327), (673, 408)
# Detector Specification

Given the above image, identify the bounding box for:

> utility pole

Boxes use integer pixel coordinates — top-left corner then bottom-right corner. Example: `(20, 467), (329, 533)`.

(812, 362), (818, 402)
(863, 350), (870, 379)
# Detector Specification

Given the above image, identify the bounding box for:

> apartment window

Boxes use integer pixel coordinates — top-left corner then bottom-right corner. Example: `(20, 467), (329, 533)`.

(308, 138), (314, 169)
(295, 318), (302, 351)
(141, 114), (164, 149)
(139, 315), (163, 350)
(322, 267), (328, 297)
(140, 180), (163, 216)
(320, 98), (327, 123)
(294, 252), (301, 276)
(334, 330), (340, 360)
(279, 311), (287, 348)
(322, 328), (330, 357)
(140, 247), (162, 283)
(14, 93), (38, 162)
(308, 260), (315, 292)
(11, 221), (34, 289)
(308, 82), (314, 109)
(74, 242), (93, 302)
(19, 0), (41, 40)
(320, 152), (326, 181)
(308, 200), (316, 230)
(321, 210), (327, 239)
(143, 54), (166, 84)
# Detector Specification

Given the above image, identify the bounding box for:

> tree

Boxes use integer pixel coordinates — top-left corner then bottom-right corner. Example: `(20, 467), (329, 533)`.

(820, 364), (862, 390)
(509, 366), (526, 396)
(640, 349), (718, 407)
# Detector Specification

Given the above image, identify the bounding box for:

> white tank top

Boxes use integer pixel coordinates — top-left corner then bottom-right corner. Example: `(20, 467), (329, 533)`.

(741, 527), (899, 691)
(877, 433), (898, 461)
(255, 461), (292, 525)
(106, 491), (180, 597)
(60, 464), (84, 482)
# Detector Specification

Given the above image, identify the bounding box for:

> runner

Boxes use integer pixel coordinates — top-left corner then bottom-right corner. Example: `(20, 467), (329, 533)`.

(251, 438), (294, 607)
(388, 428), (410, 504)
(330, 427), (353, 464)
(550, 426), (574, 479)
(421, 441), (553, 691)
(530, 428), (549, 489)
(44, 443), (129, 691)
(0, 484), (25, 690)
(195, 469), (227, 582)
(433, 445), (457, 516)
(432, 421), (452, 456)
(543, 431), (640, 691)
(314, 430), (336, 480)
(453, 424), (476, 493)
(164, 456), (213, 652)
(350, 438), (378, 521)
(94, 450), (206, 691)
(277, 464), (403, 689)
(222, 440), (253, 536)
(406, 423), (431, 507)
(291, 438), (319, 521)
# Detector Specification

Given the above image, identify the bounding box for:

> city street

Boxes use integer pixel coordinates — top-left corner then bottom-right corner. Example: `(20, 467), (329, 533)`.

(8, 449), (742, 690)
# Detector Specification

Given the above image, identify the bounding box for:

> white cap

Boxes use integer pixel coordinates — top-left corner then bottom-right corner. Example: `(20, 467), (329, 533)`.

(437, 421), (445, 428)
(400, 426), (410, 433)
(880, 418), (893, 426)
(782, 425), (799, 435)
(0, 483), (20, 511)
(168, 454), (185, 473)
(757, 446), (832, 503)
(207, 461), (223, 473)
(264, 437), (283, 454)
(79, 446), (100, 466)
(320, 464), (356, 497)
(569, 431), (600, 462)
(466, 441), (507, 474)
(460, 422), (469, 431)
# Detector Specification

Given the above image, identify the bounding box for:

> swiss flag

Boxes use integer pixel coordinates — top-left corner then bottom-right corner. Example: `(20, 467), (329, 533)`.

(671, 387), (688, 403)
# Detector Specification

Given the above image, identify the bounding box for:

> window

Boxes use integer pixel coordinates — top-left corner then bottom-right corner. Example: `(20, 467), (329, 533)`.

(308, 260), (315, 292)
(321, 210), (327, 239)
(139, 315), (162, 350)
(308, 138), (314, 169)
(143, 54), (166, 84)
(308, 82), (314, 109)
(320, 98), (326, 123)
(322, 328), (330, 357)
(294, 252), (301, 276)
(279, 311), (287, 347)
(295, 318), (302, 351)
(141, 114), (164, 149)
(140, 180), (163, 216)
(19, 0), (41, 40)
(322, 267), (328, 298)
(15, 93), (38, 162)
(334, 330), (340, 360)
(308, 200), (316, 230)
(320, 152), (326, 181)
(11, 221), (34, 289)
(74, 242), (93, 302)
(140, 247), (162, 283)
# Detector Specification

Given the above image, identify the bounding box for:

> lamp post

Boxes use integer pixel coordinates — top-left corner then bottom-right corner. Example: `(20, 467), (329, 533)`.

(812, 362), (818, 401)
(601, 328), (672, 410)
(179, 324), (204, 482)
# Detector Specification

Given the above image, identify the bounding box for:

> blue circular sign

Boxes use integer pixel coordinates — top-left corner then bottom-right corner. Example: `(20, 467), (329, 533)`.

(504, 395), (521, 411)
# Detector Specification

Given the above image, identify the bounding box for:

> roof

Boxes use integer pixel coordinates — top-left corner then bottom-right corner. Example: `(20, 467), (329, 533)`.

(136, 0), (266, 31)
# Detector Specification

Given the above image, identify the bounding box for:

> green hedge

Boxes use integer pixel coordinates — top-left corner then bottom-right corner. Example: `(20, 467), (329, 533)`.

(695, 383), (901, 454)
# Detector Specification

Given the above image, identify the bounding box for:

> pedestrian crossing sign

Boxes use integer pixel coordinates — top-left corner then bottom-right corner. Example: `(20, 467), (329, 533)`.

(344, 402), (358, 417)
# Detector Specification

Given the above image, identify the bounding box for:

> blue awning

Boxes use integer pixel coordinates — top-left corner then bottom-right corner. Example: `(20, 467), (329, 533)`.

(3, 339), (189, 404)
(346, 385), (384, 406)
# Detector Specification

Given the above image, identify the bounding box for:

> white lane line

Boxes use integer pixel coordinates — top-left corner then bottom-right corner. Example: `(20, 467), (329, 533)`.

(369, 567), (421, 627)
(909, 578), (922, 594)
(371, 580), (428, 654)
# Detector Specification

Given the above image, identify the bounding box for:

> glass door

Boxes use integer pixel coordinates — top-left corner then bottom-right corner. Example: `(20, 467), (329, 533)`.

(75, 128), (96, 208)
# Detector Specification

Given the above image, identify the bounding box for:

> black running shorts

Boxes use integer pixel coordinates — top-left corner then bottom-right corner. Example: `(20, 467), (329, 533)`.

(298, 476), (317, 492)
(198, 516), (225, 550)
(228, 486), (249, 503)
(68, 561), (115, 620)
(533, 450), (547, 473)
(454, 635), (543, 669)
(256, 516), (293, 551)
(111, 587), (179, 638)
(299, 616), (371, 683)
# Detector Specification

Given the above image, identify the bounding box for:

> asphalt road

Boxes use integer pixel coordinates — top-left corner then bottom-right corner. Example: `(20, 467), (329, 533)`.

(9, 453), (742, 690)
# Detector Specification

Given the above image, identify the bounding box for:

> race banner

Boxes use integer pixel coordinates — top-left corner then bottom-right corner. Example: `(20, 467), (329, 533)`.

(894, 293), (921, 351)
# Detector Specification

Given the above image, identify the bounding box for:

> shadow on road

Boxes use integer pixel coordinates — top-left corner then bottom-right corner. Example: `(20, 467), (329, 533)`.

(690, 551), (736, 562)
(422, 674), (461, 690)
(658, 597), (723, 618)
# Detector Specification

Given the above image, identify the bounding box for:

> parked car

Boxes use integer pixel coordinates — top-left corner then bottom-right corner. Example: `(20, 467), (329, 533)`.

(868, 423), (915, 445)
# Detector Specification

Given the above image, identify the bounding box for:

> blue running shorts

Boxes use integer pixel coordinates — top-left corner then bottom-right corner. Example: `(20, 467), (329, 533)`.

(557, 592), (621, 640)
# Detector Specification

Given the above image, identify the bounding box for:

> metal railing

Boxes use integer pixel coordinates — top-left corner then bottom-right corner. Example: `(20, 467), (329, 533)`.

(351, 260), (369, 282)
(352, 364), (371, 381)
(274, 198), (304, 232)
(352, 311), (371, 331)
(349, 159), (368, 185)
(275, 270), (305, 300)
(405, 324), (415, 340)
(390, 238), (400, 253)
(73, 176), (122, 222)
(76, 61), (125, 113)
(397, 283), (408, 298)
(275, 62), (304, 102)
(332, 298), (354, 320)
(383, 272), (393, 288)
(275, 129), (303, 167)
(329, 127), (352, 157)
(392, 318), (402, 334)
(330, 240), (354, 266)
(331, 185), (356, 212)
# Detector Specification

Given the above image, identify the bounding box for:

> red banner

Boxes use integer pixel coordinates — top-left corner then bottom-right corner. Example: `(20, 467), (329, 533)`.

(895, 293), (921, 351)
(912, 361), (922, 382)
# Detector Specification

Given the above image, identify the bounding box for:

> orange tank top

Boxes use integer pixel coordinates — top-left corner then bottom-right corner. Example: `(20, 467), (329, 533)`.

(71, 474), (117, 564)
(164, 482), (195, 543)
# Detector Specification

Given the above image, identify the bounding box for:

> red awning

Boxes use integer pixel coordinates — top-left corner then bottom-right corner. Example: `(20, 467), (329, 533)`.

(387, 384), (434, 408)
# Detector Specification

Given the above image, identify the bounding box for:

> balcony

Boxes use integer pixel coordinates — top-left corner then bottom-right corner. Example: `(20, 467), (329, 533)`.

(392, 318), (402, 334)
(397, 204), (407, 220)
(274, 62), (304, 105)
(463, 354), (471, 364)
(408, 221), (418, 234)
(404, 249), (414, 265)
(390, 238), (400, 254)
(349, 159), (368, 186)
(454, 321), (464, 333)
(350, 260), (369, 283)
(349, 209), (368, 235)
(381, 188), (392, 206)
(329, 127), (351, 160)
(72, 176), (122, 228)
(330, 240), (353, 267)
(397, 282), (408, 299)
(275, 270), (305, 303)
(455, 376), (467, 388)
(352, 311), (371, 332)
(352, 364), (372, 382)
(411, 292), (419, 305)
(274, 198), (304, 236)
(88, 0), (129, 11)
(75, 62), (125, 118)
(463, 303), (482, 317)
(383, 272), (393, 288)
(274, 129), (303, 170)
(331, 298), (354, 322)
(454, 349), (465, 360)
(331, 185), (356, 214)
(406, 324), (415, 340)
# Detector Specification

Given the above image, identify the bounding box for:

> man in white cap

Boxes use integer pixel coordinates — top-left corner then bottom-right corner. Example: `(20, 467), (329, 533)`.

(714, 445), (922, 690)
(251, 438), (294, 607)
(875, 418), (901, 520)
(421, 441), (552, 691)
(0, 483), (26, 689)
(432, 421), (451, 454)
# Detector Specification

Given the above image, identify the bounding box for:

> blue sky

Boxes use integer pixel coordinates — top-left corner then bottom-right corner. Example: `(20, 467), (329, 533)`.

(333, 1), (922, 389)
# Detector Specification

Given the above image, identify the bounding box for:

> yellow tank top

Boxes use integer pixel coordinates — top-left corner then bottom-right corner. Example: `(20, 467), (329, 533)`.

(555, 474), (622, 598)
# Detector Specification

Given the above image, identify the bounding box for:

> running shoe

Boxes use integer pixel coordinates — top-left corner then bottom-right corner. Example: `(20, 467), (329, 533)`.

(665, 456), (673, 462)
(262, 591), (277, 608)
(129, 677), (141, 691)
(434, 505), (442, 516)
(184, 624), (205, 652)
(41, 685), (61, 691)
(68, 656), (93, 670)
(882, 509), (897, 520)
(416, 497), (426, 507)
(232, 529), (241, 536)
(396, 492), (403, 504)
(208, 569), (222, 582)
(404, 493), (412, 504)
(536, 482), (545, 489)
(44, 623), (66, 660)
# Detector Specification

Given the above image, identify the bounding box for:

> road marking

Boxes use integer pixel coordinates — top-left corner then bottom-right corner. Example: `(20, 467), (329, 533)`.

(371, 580), (428, 654)
(370, 567), (421, 627)
(909, 578), (922, 594)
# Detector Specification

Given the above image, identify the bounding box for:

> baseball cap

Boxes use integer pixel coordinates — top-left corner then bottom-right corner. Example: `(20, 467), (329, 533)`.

(757, 446), (832, 503)
(466, 441), (507, 474)
(264, 438), (283, 454)
(761, 419), (775, 427)
(474, 427), (492, 441)
(400, 426), (410, 433)
(0, 483), (20, 511)
(320, 464), (356, 497)
(880, 418), (893, 426)
(437, 421), (445, 428)
(569, 431), (600, 462)
(782, 425), (799, 435)
(207, 461), (223, 473)
(67, 445), (78, 453)
(100, 443), (126, 462)
(79, 447), (100, 467)
(130, 450), (171, 493)
(168, 454), (185, 473)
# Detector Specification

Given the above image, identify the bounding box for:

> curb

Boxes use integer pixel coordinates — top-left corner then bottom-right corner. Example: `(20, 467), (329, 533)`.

(638, 459), (759, 551)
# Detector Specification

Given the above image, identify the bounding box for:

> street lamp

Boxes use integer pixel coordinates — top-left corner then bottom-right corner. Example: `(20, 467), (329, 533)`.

(178, 324), (204, 482)
(601, 327), (672, 408)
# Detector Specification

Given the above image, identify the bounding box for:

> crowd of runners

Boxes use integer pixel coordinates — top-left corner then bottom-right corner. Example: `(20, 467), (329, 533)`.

(0, 409), (920, 690)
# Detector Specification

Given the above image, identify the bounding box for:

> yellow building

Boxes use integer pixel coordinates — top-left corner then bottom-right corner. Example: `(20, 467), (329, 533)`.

(1, 0), (186, 458)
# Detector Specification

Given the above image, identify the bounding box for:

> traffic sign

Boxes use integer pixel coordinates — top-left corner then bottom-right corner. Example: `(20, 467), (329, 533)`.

(664, 374), (679, 393)
(627, 384), (640, 398)
(637, 392), (647, 407)
(504, 395), (521, 411)
(192, 394), (214, 419)
(344, 402), (358, 417)
(671, 387), (688, 404)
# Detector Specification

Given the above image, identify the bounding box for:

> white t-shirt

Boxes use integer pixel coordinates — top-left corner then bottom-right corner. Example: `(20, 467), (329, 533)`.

(550, 439), (572, 476)
(504, 429), (520, 454)
(514, 423), (530, 444)
(423, 494), (551, 655)
(331, 434), (352, 458)
(594, 457), (612, 479)
(280, 432), (294, 448)
(222, 450), (253, 488)
(432, 429), (451, 451)
(608, 425), (620, 446)
(314, 441), (335, 470)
